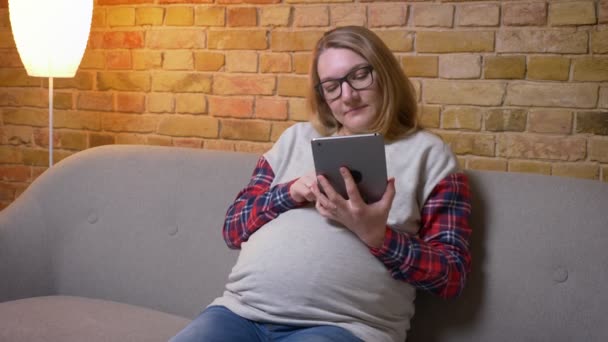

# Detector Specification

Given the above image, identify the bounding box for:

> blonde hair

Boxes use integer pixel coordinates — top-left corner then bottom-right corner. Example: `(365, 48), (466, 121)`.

(308, 26), (419, 141)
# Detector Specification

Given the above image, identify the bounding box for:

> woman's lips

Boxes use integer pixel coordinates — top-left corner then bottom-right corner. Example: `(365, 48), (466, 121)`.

(344, 105), (367, 115)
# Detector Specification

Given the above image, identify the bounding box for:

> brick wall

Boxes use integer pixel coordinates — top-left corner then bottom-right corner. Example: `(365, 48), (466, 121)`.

(0, 0), (607, 208)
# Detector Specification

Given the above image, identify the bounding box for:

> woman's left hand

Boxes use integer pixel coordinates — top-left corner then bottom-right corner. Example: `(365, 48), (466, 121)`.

(311, 167), (396, 249)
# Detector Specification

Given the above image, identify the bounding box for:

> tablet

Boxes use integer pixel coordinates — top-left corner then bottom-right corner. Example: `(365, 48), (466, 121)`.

(311, 133), (387, 204)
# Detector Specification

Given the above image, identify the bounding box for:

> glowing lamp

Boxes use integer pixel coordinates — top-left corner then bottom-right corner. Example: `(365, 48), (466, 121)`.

(9, 0), (94, 165)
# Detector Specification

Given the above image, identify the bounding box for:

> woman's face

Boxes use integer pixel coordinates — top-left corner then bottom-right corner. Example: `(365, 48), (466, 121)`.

(317, 48), (382, 136)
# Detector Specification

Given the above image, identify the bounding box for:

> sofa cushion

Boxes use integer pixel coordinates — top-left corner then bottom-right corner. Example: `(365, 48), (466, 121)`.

(0, 295), (190, 342)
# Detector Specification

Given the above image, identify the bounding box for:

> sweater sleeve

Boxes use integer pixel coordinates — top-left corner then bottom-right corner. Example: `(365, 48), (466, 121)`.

(370, 172), (472, 298)
(222, 156), (304, 249)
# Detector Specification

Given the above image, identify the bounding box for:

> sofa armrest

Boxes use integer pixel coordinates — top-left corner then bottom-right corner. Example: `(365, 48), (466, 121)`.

(0, 194), (53, 302)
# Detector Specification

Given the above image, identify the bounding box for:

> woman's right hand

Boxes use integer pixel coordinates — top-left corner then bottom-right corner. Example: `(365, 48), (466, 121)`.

(289, 172), (318, 203)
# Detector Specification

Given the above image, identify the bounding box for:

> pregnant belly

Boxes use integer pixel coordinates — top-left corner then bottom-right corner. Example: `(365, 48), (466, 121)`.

(224, 208), (411, 322)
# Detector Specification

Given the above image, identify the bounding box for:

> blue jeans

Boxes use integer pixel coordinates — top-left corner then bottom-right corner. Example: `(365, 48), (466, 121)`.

(169, 306), (363, 342)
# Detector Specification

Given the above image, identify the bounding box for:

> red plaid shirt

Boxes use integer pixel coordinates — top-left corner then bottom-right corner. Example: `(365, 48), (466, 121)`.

(223, 156), (472, 299)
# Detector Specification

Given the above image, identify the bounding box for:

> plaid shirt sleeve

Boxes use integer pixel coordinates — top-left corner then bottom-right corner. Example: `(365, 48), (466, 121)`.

(223, 156), (303, 249)
(370, 173), (472, 299)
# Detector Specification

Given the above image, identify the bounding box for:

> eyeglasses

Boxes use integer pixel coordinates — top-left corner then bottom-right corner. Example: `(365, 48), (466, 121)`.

(316, 65), (374, 101)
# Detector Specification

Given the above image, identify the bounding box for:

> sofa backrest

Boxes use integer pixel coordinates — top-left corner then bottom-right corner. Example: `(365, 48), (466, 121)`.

(1, 145), (607, 341)
(409, 166), (608, 341)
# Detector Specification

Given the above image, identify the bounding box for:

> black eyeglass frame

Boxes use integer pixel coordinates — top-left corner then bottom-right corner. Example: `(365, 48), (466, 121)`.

(315, 65), (375, 101)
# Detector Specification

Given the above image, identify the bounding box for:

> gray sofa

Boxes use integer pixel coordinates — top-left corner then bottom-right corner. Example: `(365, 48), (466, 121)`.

(0, 145), (606, 342)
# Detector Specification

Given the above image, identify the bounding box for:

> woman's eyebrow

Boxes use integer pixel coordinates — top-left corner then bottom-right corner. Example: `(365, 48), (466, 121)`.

(319, 63), (369, 82)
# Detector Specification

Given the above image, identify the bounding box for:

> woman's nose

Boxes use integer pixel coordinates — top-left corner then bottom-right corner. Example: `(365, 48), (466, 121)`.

(340, 81), (358, 101)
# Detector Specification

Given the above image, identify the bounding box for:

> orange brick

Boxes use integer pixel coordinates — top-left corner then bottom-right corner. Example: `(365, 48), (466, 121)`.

(228, 7), (257, 27)
(576, 112), (608, 135)
(271, 31), (324, 52)
(52, 72), (95, 91)
(497, 134), (586, 161)
(173, 138), (202, 148)
(209, 96), (254, 118)
(213, 75), (275, 95)
(92, 7), (106, 28)
(457, 4), (500, 27)
(147, 135), (173, 146)
(601, 0), (608, 23)
(165, 7), (194, 26)
(115, 134), (146, 145)
(148, 93), (175, 113)
(497, 30), (586, 54)
(508, 160), (552, 175)
(233, 141), (273, 154)
(116, 93), (146, 113)
(573, 57), (608, 82)
(159, 0), (212, 3)
(106, 51), (132, 69)
(175, 93), (206, 114)
(528, 109), (572, 134)
(220, 119), (271, 142)
(98, 72), (151, 92)
(208, 30), (267, 50)
(278, 76), (309, 97)
(413, 4), (454, 28)
(90, 134), (116, 148)
(288, 98), (309, 122)
(147, 29), (205, 49)
(0, 51), (22, 68)
(80, 50), (106, 69)
(552, 163), (599, 180)
(331, 4), (366, 26)
(132, 50), (163, 70)
(261, 53), (291, 73)
(136, 7), (164, 26)
(402, 56), (438, 77)
(204, 139), (235, 151)
(99, 0), (154, 4)
(418, 31), (494, 53)
(293, 53), (311, 74)
(438, 132), (495, 157)
(503, 2), (547, 26)
(419, 105), (440, 128)
(0, 165), (31, 182)
(260, 6), (290, 26)
(548, 1), (596, 26)
(54, 110), (101, 130)
(102, 31), (144, 49)
(467, 157), (507, 172)
(294, 6), (329, 27)
(2, 126), (33, 146)
(152, 73), (212, 93)
(368, 3), (407, 27)
(194, 52), (225, 71)
(195, 6), (225, 26)
(0, 69), (41, 87)
(375, 30), (414, 52)
(77, 92), (113, 112)
(0, 146), (22, 164)
(226, 51), (258, 72)
(163, 50), (194, 70)
(103, 113), (158, 133)
(107, 7), (135, 27)
(255, 98), (288, 120)
(158, 115), (219, 138)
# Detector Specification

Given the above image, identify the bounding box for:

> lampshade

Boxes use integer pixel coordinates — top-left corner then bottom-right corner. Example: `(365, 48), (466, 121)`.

(8, 0), (93, 78)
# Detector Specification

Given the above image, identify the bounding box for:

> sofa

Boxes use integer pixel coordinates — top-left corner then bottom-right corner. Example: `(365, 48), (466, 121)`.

(0, 144), (606, 342)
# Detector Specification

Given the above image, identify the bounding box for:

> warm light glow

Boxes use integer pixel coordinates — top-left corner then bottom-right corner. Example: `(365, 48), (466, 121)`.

(8, 0), (93, 78)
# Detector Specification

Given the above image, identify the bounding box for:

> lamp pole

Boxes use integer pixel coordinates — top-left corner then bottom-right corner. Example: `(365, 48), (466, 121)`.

(48, 77), (53, 166)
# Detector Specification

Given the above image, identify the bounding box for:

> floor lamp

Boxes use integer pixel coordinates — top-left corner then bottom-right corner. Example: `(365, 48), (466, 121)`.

(8, 0), (93, 167)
